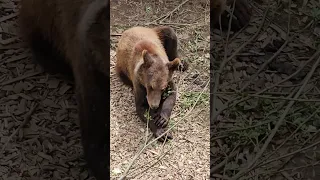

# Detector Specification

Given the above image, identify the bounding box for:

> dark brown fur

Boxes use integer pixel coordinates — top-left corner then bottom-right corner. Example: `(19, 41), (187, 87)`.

(211, 0), (227, 29)
(115, 26), (183, 142)
(19, 0), (109, 179)
(211, 0), (252, 31)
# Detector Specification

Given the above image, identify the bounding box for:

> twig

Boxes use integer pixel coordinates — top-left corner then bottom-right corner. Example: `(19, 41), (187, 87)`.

(238, 36), (292, 92)
(253, 130), (320, 177)
(211, 147), (240, 174)
(146, 0), (190, 25)
(211, 135), (228, 140)
(215, 89), (306, 136)
(247, 94), (320, 102)
(0, 114), (11, 117)
(215, 89), (320, 96)
(158, 22), (199, 26)
(130, 144), (174, 178)
(228, 23), (249, 43)
(243, 161), (320, 179)
(126, 109), (170, 178)
(262, 107), (320, 161)
(0, 43), (26, 50)
(260, 131), (320, 168)
(0, 71), (43, 86)
(0, 12), (18, 22)
(1, 103), (38, 152)
(145, 108), (151, 146)
(216, 119), (273, 134)
(0, 37), (20, 45)
(223, 144), (240, 176)
(230, 39), (320, 180)
(212, 174), (230, 179)
(118, 135), (153, 180)
(226, 7), (269, 62)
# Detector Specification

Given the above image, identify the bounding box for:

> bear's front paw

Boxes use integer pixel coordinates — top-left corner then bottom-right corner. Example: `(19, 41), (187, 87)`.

(178, 60), (188, 72)
(154, 113), (169, 128)
(154, 127), (173, 142)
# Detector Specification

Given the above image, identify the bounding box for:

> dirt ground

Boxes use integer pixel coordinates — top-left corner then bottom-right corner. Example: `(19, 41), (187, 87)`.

(110, 0), (210, 179)
(212, 0), (320, 179)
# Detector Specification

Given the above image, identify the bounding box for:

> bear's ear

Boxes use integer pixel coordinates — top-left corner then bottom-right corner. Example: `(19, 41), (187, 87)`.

(167, 58), (181, 71)
(142, 50), (153, 66)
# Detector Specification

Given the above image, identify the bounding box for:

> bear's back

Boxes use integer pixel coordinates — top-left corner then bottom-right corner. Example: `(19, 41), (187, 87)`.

(117, 26), (164, 55)
(115, 26), (167, 81)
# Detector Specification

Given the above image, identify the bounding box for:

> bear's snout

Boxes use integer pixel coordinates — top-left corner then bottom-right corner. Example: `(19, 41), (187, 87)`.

(147, 98), (160, 109)
(146, 92), (162, 109)
(149, 103), (159, 109)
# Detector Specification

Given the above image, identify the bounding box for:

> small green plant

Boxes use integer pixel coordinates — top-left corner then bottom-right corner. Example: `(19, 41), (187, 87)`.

(145, 6), (152, 14)
(312, 8), (320, 20)
(181, 92), (209, 109)
(144, 109), (152, 121)
(316, 39), (320, 49)
(162, 86), (173, 99)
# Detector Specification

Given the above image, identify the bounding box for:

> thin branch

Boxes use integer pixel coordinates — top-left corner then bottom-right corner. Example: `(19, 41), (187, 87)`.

(146, 0), (190, 25)
(247, 94), (320, 102)
(260, 131), (320, 168)
(243, 160), (320, 179)
(238, 36), (292, 92)
(111, 33), (122, 36)
(1, 103), (38, 152)
(130, 144), (174, 178)
(263, 107), (320, 161)
(211, 147), (240, 174)
(0, 71), (43, 86)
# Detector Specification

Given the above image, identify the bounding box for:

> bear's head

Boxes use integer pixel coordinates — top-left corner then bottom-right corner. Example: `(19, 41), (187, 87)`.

(138, 49), (181, 109)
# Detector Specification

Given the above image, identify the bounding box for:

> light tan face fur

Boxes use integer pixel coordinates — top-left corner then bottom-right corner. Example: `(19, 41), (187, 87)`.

(139, 50), (180, 109)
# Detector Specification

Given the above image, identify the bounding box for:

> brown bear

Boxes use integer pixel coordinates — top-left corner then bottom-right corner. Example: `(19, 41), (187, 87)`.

(19, 0), (109, 179)
(115, 26), (186, 142)
(211, 0), (252, 31)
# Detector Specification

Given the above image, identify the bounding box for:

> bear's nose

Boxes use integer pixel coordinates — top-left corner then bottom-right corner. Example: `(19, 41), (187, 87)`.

(150, 104), (159, 109)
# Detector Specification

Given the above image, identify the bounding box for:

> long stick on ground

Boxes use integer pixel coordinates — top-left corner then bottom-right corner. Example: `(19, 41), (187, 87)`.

(147, 0), (190, 24)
